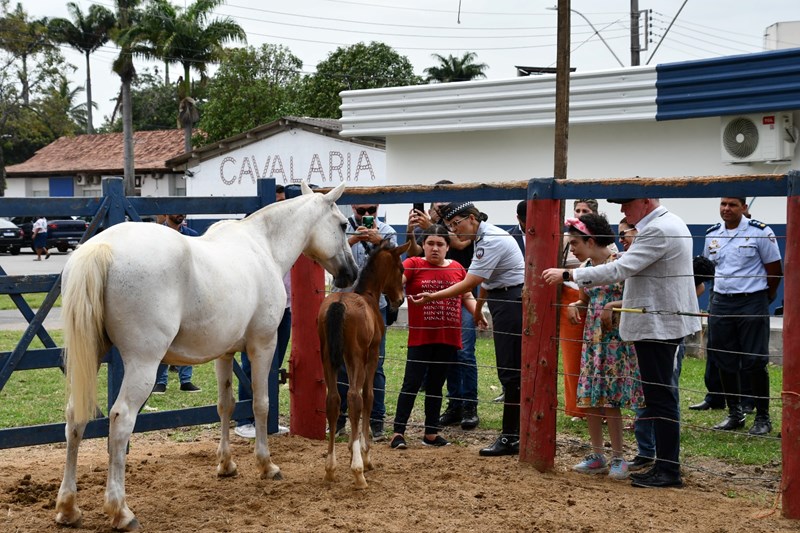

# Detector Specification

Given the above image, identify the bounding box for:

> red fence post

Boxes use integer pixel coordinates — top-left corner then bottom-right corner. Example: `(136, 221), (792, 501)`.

(782, 175), (800, 519)
(519, 179), (561, 471)
(289, 256), (327, 440)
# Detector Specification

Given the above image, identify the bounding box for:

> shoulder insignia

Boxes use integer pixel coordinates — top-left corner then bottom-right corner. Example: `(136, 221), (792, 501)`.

(748, 219), (767, 230)
(705, 223), (721, 234)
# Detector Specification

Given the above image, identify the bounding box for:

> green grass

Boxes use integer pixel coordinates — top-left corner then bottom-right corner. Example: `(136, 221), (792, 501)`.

(0, 293), (62, 311)
(0, 329), (783, 467)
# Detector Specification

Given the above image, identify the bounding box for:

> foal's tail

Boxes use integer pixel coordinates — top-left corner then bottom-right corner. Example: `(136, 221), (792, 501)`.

(324, 302), (346, 370)
(62, 242), (113, 425)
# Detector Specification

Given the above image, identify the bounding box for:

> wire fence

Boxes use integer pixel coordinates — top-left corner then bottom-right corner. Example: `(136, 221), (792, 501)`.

(324, 221), (785, 501)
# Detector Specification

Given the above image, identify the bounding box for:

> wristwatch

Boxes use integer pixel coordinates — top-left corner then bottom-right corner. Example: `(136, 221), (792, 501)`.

(562, 270), (571, 282)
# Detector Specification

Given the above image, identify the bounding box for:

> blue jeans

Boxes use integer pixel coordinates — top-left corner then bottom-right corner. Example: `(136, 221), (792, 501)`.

(445, 310), (478, 409)
(337, 306), (387, 429)
(634, 342), (684, 460)
(155, 364), (192, 386)
(237, 308), (292, 433)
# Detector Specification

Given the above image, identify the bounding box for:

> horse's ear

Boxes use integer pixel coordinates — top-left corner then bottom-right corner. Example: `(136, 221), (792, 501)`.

(300, 182), (313, 195)
(396, 240), (412, 255)
(325, 183), (346, 202)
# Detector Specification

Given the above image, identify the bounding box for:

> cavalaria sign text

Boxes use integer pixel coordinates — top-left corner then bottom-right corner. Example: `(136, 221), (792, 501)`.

(219, 151), (377, 185)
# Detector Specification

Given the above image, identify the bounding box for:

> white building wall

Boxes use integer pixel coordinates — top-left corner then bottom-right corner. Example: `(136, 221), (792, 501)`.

(381, 114), (799, 227)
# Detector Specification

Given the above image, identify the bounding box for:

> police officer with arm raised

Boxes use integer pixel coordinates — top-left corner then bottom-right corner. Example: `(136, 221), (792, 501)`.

(704, 197), (782, 435)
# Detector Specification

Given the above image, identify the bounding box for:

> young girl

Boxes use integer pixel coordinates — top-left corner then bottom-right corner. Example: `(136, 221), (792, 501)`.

(564, 213), (644, 479)
(390, 225), (476, 449)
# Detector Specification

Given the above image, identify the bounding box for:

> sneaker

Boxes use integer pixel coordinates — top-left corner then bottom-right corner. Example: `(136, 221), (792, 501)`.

(390, 435), (407, 449)
(493, 392), (505, 403)
(608, 457), (630, 480)
(627, 455), (656, 472)
(180, 382), (201, 392)
(438, 404), (463, 427)
(234, 423), (256, 439)
(421, 435), (450, 447)
(269, 425), (290, 436)
(370, 423), (386, 442)
(151, 383), (167, 394)
(572, 453), (609, 474)
(334, 418), (347, 437)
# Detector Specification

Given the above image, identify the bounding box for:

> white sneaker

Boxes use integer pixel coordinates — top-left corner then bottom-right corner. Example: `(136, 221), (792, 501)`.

(234, 423), (256, 439)
(272, 425), (290, 436)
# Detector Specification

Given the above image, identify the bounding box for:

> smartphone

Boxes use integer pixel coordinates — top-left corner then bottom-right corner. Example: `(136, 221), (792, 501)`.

(362, 215), (374, 228)
(412, 202), (424, 213)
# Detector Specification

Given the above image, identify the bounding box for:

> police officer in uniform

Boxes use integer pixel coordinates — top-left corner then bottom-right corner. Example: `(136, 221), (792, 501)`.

(411, 201), (525, 456)
(704, 197), (782, 435)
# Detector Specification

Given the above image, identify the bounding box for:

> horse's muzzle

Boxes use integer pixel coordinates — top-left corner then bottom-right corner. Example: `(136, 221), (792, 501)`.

(332, 260), (359, 288)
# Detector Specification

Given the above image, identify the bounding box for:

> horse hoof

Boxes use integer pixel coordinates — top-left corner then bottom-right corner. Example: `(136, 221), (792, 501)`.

(112, 517), (141, 531)
(217, 461), (238, 477)
(354, 479), (368, 490)
(55, 512), (82, 528)
(271, 471), (284, 481)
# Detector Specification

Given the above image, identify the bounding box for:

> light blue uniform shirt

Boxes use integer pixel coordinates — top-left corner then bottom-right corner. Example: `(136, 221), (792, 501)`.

(469, 222), (525, 290)
(334, 217), (397, 308)
(703, 217), (781, 295)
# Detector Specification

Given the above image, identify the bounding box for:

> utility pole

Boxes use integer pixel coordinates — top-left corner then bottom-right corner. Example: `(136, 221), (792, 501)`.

(630, 0), (641, 66)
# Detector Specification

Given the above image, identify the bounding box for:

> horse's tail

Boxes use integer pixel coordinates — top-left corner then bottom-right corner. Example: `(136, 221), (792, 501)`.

(62, 242), (113, 425)
(324, 301), (346, 370)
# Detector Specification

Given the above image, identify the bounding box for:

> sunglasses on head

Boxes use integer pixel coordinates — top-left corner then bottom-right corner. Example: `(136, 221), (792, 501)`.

(355, 206), (378, 215)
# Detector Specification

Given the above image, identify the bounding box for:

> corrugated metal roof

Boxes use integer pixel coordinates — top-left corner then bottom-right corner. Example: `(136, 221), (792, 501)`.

(339, 66), (658, 137)
(6, 130), (186, 177)
(655, 47), (800, 120)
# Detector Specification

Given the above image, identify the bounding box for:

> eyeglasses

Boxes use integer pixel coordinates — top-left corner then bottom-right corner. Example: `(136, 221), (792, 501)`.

(446, 217), (468, 231)
(355, 206), (378, 215)
(619, 228), (635, 238)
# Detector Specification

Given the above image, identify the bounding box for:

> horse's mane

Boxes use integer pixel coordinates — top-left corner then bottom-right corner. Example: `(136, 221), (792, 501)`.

(353, 239), (395, 295)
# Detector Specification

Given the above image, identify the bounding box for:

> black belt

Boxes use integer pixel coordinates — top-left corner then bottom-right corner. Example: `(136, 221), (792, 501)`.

(487, 283), (524, 293)
(713, 290), (767, 298)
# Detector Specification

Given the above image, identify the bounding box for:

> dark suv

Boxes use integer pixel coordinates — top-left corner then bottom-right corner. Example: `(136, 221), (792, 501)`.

(11, 216), (89, 253)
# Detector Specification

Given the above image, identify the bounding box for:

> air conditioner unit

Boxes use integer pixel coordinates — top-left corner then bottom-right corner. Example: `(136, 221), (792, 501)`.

(721, 112), (797, 163)
(90, 175), (102, 186)
(76, 174), (87, 185)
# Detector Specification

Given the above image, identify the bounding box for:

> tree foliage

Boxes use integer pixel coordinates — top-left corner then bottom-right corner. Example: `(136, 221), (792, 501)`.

(298, 41), (420, 119)
(100, 69), (179, 133)
(48, 2), (115, 133)
(423, 52), (488, 83)
(198, 44), (302, 144)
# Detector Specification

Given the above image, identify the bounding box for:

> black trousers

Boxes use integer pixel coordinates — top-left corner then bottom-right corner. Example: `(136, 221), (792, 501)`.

(634, 338), (683, 476)
(707, 291), (771, 415)
(487, 285), (522, 437)
(393, 344), (456, 435)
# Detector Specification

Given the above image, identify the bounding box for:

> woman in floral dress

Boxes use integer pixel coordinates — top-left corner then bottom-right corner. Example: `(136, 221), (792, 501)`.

(563, 213), (644, 480)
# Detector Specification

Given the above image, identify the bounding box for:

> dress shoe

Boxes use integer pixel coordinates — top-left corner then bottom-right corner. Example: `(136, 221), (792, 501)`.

(713, 414), (746, 431)
(631, 470), (683, 488)
(460, 405), (479, 430)
(438, 404), (463, 427)
(479, 435), (519, 457)
(748, 416), (772, 436)
(741, 402), (755, 415)
(689, 400), (724, 411)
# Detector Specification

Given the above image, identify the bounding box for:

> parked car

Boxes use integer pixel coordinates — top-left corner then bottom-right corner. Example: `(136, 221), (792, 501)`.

(0, 218), (24, 255)
(11, 216), (89, 253)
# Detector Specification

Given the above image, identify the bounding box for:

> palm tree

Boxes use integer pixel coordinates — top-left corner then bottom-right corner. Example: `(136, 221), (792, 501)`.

(423, 52), (488, 83)
(48, 2), (115, 133)
(110, 0), (148, 195)
(145, 0), (245, 151)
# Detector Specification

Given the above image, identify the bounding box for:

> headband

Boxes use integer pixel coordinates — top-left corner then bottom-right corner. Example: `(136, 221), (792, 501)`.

(565, 217), (592, 236)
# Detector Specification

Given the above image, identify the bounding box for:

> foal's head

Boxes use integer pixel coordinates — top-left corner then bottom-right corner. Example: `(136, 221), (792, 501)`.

(357, 239), (411, 310)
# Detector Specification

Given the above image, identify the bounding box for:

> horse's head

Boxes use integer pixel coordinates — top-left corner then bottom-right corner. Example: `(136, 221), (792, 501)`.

(300, 182), (359, 288)
(374, 239), (411, 311)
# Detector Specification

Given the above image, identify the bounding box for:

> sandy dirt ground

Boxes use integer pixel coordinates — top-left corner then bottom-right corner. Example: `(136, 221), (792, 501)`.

(0, 427), (794, 533)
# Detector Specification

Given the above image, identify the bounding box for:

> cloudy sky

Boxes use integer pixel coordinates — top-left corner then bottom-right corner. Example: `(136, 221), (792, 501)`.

(22, 0), (800, 129)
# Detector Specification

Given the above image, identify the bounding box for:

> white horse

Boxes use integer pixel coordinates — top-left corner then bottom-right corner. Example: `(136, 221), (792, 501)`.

(55, 183), (358, 531)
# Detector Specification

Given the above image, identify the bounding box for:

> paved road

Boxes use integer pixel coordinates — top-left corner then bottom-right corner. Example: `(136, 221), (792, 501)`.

(0, 250), (69, 330)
